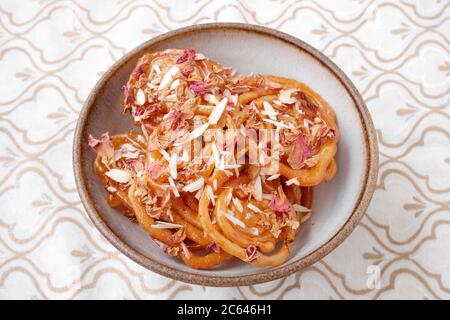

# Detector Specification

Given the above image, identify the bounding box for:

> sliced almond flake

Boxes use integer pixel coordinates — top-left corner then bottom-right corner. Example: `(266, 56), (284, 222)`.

(213, 179), (218, 191)
(194, 188), (203, 200)
(267, 173), (280, 181)
(232, 197), (243, 213)
(262, 193), (273, 201)
(194, 53), (205, 60)
(174, 122), (209, 146)
(206, 185), (215, 205)
(204, 71), (211, 81)
(285, 177), (300, 186)
(135, 89), (146, 106)
(279, 88), (299, 104)
(250, 227), (260, 236)
(158, 65), (180, 90)
(163, 94), (177, 102)
(137, 134), (146, 144)
(168, 176), (180, 197)
(248, 203), (262, 213)
(180, 241), (191, 258)
(151, 221), (183, 229)
(105, 169), (131, 184)
(229, 94), (238, 106)
(170, 79), (180, 90)
(141, 124), (149, 141)
(263, 118), (291, 129)
(300, 212), (312, 223)
(159, 149), (171, 162)
(223, 164), (241, 169)
(204, 94), (219, 105)
(263, 101), (278, 120)
(224, 212), (246, 229)
(221, 169), (233, 177)
(208, 97), (228, 125)
(106, 186), (117, 193)
(181, 149), (189, 162)
(211, 141), (220, 167)
(166, 209), (174, 222)
(169, 153), (178, 179)
(182, 177), (205, 192)
(293, 204), (312, 213)
(226, 191), (233, 206)
(254, 175), (263, 201)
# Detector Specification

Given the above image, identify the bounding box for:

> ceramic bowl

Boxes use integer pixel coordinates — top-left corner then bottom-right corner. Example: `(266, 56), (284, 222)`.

(73, 23), (378, 286)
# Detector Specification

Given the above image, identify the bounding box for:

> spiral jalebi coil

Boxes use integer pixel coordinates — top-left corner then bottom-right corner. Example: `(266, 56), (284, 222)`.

(89, 48), (339, 269)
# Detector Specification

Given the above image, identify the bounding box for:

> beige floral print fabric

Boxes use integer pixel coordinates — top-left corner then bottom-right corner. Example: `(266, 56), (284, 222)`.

(0, 0), (449, 299)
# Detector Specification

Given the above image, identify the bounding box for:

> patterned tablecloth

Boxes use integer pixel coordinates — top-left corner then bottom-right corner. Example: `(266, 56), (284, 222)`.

(0, 0), (449, 299)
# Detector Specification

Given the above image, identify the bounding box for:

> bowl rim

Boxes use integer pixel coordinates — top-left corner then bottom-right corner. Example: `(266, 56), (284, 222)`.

(73, 22), (379, 287)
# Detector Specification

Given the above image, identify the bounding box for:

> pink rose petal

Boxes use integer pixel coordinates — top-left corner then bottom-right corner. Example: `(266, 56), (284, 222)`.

(176, 48), (196, 64)
(189, 81), (207, 95)
(287, 134), (314, 170)
(206, 242), (222, 254)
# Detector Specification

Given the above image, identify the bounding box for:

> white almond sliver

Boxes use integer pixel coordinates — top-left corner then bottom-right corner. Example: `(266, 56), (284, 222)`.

(279, 88), (299, 104)
(285, 177), (300, 186)
(224, 213), (246, 229)
(180, 241), (191, 258)
(158, 66), (180, 90)
(250, 227), (260, 236)
(189, 122), (209, 140)
(159, 149), (171, 162)
(106, 186), (117, 193)
(105, 169), (131, 184)
(169, 153), (177, 179)
(135, 89), (146, 106)
(267, 173), (280, 181)
(247, 203), (262, 213)
(293, 204), (312, 213)
(208, 97), (228, 125)
(168, 176), (180, 197)
(204, 94), (219, 105)
(254, 175), (263, 201)
(170, 79), (180, 90)
(263, 101), (278, 120)
(232, 197), (243, 213)
(182, 178), (205, 192)
(163, 94), (177, 102)
(151, 221), (183, 229)
(263, 118), (291, 129)
(262, 193), (273, 201)
(194, 53), (206, 60)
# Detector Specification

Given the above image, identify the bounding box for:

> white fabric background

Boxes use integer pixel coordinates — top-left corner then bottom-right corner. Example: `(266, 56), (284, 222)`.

(0, 0), (449, 299)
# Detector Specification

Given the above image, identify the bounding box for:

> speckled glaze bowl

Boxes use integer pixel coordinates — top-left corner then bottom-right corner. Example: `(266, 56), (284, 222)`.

(73, 23), (378, 287)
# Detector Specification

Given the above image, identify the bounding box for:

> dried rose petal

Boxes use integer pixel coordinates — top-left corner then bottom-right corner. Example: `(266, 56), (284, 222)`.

(206, 242), (222, 253)
(287, 134), (314, 170)
(132, 63), (148, 79)
(88, 135), (101, 149)
(181, 66), (194, 77)
(148, 161), (162, 179)
(245, 244), (257, 261)
(176, 48), (196, 64)
(88, 132), (114, 159)
(269, 192), (292, 213)
(122, 84), (133, 104)
(189, 81), (207, 95)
